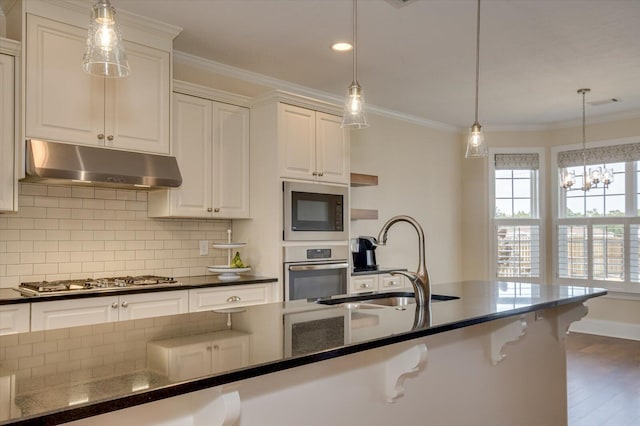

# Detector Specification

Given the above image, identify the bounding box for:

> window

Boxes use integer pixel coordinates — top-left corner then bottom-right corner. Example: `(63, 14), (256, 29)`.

(555, 141), (640, 292)
(491, 151), (543, 283)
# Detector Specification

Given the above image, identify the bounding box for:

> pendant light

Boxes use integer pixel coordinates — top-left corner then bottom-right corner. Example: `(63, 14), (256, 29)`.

(82, 0), (130, 78)
(560, 89), (614, 192)
(341, 0), (369, 129)
(465, 0), (487, 158)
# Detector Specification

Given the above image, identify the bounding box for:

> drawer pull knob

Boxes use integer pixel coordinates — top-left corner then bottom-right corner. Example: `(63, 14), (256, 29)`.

(206, 345), (212, 351)
(111, 302), (118, 309)
(318, 172), (324, 177)
(226, 296), (241, 303)
(97, 133), (105, 140)
(107, 135), (114, 141)
(360, 283), (369, 288)
(121, 301), (128, 308)
(214, 208), (220, 213)
(207, 208), (213, 212)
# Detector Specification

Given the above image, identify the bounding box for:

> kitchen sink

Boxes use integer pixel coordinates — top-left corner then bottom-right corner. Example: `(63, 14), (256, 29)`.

(315, 292), (459, 309)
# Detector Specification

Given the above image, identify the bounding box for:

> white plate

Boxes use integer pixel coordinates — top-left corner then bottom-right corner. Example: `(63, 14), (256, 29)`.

(208, 266), (251, 280)
(212, 243), (246, 249)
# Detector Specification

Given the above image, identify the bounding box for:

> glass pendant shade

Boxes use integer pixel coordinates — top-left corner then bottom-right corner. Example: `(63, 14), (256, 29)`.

(82, 1), (130, 78)
(341, 81), (369, 128)
(465, 121), (488, 158)
(561, 168), (576, 189)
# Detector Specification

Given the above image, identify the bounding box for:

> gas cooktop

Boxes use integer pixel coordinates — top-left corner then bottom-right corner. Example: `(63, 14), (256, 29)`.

(17, 275), (179, 296)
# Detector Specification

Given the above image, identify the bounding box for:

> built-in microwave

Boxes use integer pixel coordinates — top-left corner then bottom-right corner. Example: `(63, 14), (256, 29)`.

(283, 181), (348, 241)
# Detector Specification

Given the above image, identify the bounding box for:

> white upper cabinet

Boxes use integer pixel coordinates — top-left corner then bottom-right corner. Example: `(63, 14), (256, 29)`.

(148, 92), (250, 218)
(0, 47), (17, 212)
(278, 103), (349, 184)
(25, 13), (171, 154)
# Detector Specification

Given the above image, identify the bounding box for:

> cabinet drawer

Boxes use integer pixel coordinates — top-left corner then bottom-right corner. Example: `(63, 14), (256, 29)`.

(30, 297), (119, 331)
(380, 274), (406, 291)
(189, 284), (271, 312)
(350, 276), (378, 294)
(0, 304), (30, 335)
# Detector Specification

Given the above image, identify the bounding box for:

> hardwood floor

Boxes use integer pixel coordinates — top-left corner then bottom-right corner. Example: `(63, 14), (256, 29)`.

(566, 332), (640, 426)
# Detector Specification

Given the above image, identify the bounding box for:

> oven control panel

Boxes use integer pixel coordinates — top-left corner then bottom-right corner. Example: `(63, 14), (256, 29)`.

(306, 248), (332, 259)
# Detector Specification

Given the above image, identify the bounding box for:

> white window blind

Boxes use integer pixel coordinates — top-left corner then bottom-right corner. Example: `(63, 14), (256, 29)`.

(558, 225), (588, 279)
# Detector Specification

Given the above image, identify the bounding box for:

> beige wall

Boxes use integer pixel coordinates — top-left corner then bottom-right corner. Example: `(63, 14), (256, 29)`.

(461, 116), (640, 334)
(349, 115), (463, 285)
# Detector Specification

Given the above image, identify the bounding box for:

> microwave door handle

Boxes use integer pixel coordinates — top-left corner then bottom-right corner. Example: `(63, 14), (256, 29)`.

(289, 263), (349, 271)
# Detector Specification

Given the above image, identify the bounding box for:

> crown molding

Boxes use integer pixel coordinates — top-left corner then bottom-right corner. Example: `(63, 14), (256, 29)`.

(0, 37), (19, 55)
(174, 50), (460, 133)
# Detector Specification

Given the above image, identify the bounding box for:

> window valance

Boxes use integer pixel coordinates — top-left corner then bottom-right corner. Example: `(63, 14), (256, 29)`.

(494, 153), (539, 170)
(557, 142), (640, 168)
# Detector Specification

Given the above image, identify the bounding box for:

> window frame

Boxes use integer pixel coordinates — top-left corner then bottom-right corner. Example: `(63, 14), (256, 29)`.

(552, 137), (640, 295)
(488, 147), (545, 283)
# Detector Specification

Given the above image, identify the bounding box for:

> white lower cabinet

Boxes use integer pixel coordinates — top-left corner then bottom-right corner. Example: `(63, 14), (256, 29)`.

(30, 290), (189, 331)
(0, 304), (30, 335)
(349, 274), (407, 295)
(147, 330), (250, 381)
(189, 284), (272, 312)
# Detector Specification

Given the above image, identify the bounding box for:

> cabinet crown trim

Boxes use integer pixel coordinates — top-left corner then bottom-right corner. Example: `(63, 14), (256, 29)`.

(173, 80), (252, 107)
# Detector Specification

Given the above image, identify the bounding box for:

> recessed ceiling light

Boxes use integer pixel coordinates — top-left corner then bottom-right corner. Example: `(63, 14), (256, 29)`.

(331, 42), (353, 52)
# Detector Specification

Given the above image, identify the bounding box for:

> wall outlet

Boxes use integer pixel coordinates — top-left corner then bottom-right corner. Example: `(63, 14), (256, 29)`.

(199, 240), (209, 256)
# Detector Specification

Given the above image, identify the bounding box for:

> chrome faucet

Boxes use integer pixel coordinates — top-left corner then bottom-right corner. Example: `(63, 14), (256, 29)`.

(377, 215), (431, 307)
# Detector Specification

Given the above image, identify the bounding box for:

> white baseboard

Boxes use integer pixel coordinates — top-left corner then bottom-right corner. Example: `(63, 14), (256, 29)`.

(569, 318), (640, 341)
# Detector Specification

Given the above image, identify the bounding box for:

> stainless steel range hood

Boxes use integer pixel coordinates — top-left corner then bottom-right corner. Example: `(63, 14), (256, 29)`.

(22, 139), (182, 189)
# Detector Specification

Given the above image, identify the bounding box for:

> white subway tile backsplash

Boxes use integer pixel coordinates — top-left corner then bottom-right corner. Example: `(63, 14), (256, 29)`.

(0, 184), (232, 288)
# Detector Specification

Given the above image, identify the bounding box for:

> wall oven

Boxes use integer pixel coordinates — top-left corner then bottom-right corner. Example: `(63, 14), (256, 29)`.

(283, 181), (348, 241)
(283, 245), (349, 301)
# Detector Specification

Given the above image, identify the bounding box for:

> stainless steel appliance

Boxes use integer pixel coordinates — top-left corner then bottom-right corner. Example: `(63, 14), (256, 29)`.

(283, 245), (349, 301)
(23, 139), (182, 189)
(351, 236), (378, 272)
(17, 275), (179, 296)
(283, 181), (348, 241)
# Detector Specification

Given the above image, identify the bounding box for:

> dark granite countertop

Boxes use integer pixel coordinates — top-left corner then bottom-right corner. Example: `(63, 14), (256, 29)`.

(0, 280), (606, 425)
(0, 275), (277, 305)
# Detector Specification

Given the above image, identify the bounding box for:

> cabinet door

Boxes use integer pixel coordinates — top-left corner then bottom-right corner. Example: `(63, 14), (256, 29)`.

(25, 15), (104, 146)
(106, 42), (170, 154)
(278, 103), (316, 180)
(212, 102), (250, 218)
(168, 93), (213, 217)
(350, 275), (378, 294)
(211, 334), (250, 374)
(118, 290), (189, 321)
(315, 112), (350, 184)
(167, 341), (213, 382)
(0, 53), (15, 212)
(30, 297), (119, 331)
(0, 304), (30, 335)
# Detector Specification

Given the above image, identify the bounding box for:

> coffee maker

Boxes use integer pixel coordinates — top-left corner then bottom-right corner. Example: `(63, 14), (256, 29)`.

(351, 236), (378, 271)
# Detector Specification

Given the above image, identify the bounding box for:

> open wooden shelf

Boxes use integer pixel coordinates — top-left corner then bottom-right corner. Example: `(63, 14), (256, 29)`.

(351, 208), (379, 220)
(350, 173), (378, 187)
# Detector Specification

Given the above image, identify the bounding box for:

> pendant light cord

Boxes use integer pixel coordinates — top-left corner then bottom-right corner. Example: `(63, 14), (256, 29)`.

(474, 0), (481, 123)
(582, 89), (587, 177)
(353, 0), (357, 83)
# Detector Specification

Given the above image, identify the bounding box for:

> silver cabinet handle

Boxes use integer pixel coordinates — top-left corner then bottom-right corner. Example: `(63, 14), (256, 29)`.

(226, 296), (241, 303)
(289, 262), (349, 272)
(214, 208), (220, 213)
(389, 280), (398, 286)
(213, 345), (219, 350)
(107, 135), (114, 141)
(97, 133), (105, 140)
(111, 302), (119, 309)
(121, 301), (128, 308)
(318, 172), (324, 176)
(207, 208), (213, 212)
(360, 283), (370, 288)
(206, 345), (212, 351)
(312, 171), (318, 176)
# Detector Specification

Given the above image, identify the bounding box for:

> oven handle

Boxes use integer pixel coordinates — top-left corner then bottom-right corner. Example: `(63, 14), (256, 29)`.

(288, 262), (349, 272)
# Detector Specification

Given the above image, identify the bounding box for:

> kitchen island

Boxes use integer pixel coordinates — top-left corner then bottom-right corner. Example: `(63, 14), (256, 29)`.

(0, 281), (605, 425)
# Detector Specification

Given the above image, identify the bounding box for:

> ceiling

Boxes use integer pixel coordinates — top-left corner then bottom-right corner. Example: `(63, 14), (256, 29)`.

(113, 0), (640, 130)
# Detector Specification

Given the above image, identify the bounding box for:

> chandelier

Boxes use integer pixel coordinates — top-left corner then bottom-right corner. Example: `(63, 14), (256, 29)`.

(560, 89), (613, 191)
